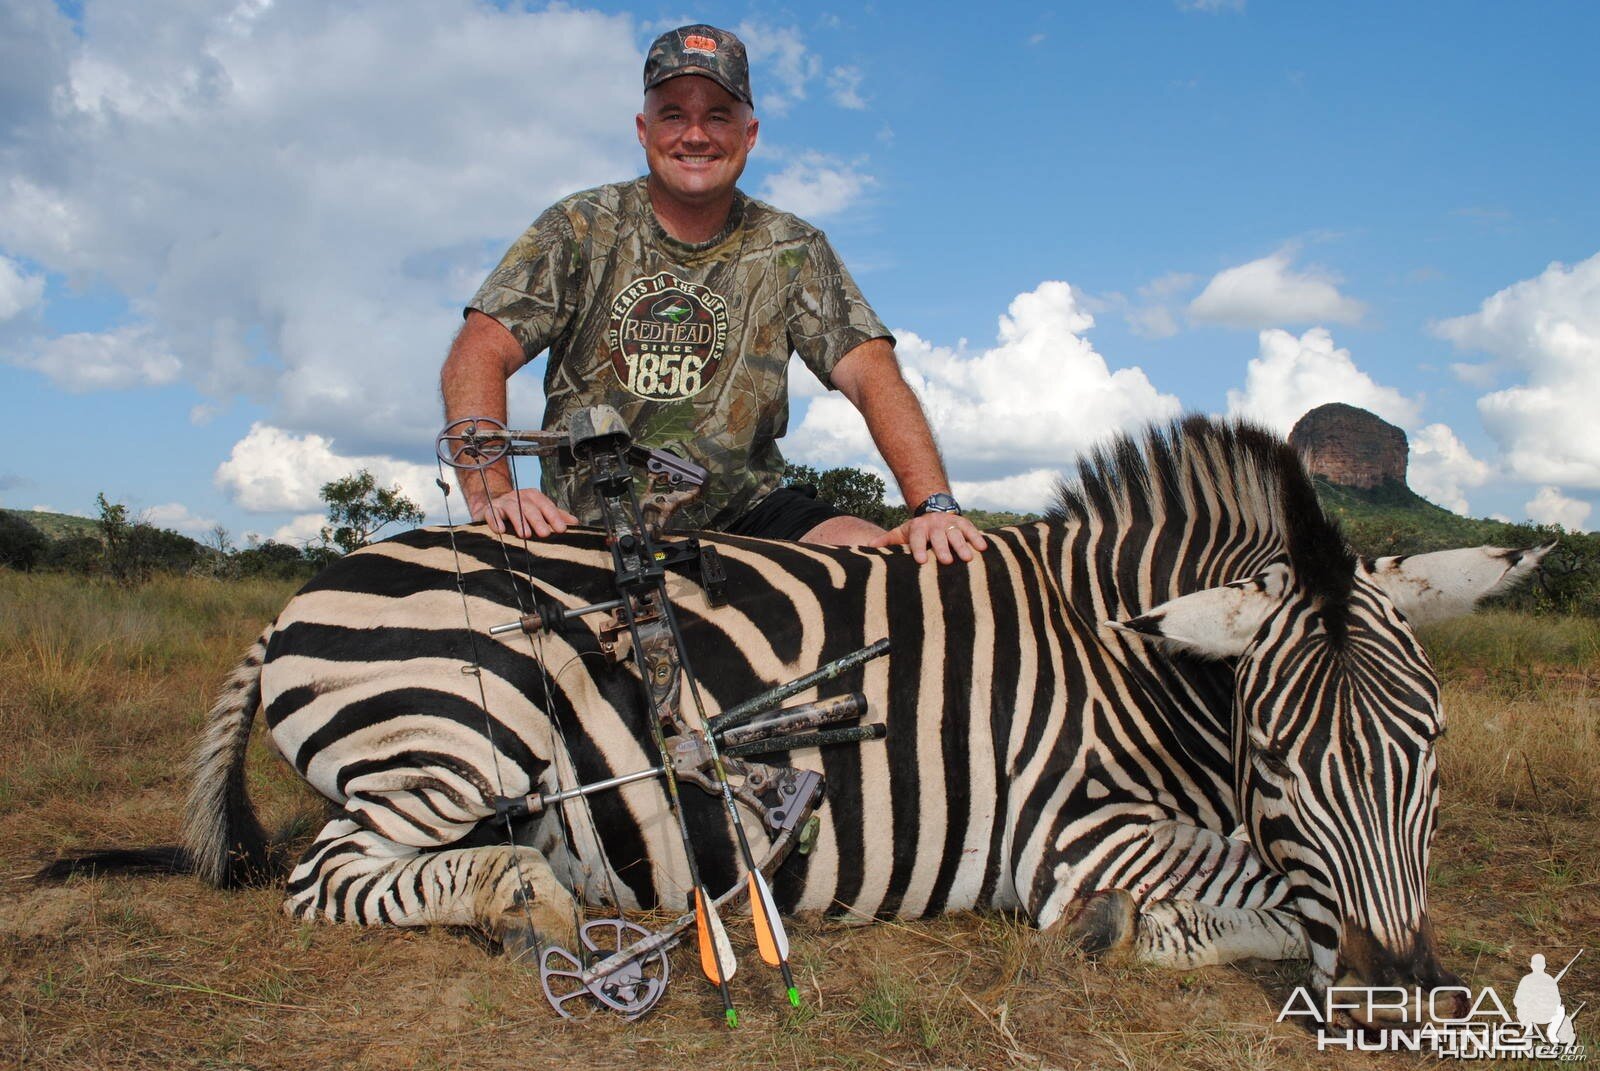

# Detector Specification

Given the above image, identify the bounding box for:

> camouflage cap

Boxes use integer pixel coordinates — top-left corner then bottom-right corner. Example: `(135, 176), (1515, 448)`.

(643, 24), (752, 105)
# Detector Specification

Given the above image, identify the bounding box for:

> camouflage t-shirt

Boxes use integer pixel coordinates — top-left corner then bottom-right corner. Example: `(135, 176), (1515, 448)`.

(469, 177), (891, 531)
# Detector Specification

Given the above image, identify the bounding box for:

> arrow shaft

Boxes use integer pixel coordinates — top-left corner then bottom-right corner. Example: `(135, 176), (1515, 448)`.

(661, 596), (802, 1005)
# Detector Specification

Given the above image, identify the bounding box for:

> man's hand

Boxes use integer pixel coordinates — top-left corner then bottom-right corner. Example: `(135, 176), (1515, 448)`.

(472, 487), (579, 539)
(870, 512), (989, 565)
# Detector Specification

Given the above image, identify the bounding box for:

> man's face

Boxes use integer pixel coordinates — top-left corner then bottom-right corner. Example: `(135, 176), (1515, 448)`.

(636, 76), (758, 209)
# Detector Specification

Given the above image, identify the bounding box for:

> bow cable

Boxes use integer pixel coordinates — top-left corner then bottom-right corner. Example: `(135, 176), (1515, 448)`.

(482, 456), (628, 923)
(433, 458), (559, 959)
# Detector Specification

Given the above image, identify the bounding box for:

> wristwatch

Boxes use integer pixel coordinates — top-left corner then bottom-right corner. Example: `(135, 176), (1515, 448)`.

(912, 492), (962, 517)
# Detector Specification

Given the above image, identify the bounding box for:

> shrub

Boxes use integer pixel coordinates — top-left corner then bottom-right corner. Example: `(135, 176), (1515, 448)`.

(0, 512), (48, 571)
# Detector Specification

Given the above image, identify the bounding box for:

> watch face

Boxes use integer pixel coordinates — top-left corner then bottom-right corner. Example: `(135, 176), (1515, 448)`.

(917, 493), (961, 516)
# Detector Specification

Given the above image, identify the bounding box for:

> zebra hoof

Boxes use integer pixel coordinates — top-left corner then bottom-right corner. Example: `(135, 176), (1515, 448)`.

(496, 918), (544, 964)
(1064, 889), (1136, 958)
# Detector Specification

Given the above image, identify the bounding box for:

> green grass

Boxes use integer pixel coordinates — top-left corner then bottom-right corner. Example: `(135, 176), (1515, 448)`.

(1422, 609), (1600, 679)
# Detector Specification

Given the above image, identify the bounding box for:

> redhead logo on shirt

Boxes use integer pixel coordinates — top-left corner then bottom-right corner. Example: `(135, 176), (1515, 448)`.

(607, 271), (729, 401)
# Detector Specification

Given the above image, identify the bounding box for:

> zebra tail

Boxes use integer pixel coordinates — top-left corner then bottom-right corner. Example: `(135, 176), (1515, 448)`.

(180, 629), (276, 888)
(34, 846), (188, 882)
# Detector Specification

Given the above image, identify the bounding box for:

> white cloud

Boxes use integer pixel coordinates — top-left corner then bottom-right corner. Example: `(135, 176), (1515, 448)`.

(787, 281), (1181, 495)
(736, 22), (819, 115)
(1408, 424), (1493, 515)
(1189, 250), (1365, 329)
(144, 501), (218, 537)
(214, 422), (439, 515)
(272, 512), (329, 546)
(1226, 327), (1420, 434)
(787, 356), (830, 402)
(1126, 306), (1181, 340)
(1434, 252), (1600, 489)
(15, 325), (181, 391)
(0, 0), (643, 452)
(1123, 271), (1200, 339)
(1450, 361), (1500, 389)
(1178, 0), (1246, 11)
(1525, 486), (1592, 532)
(1143, 272), (1200, 301)
(0, 255), (45, 320)
(758, 153), (874, 220)
(826, 66), (866, 110)
(952, 469), (1063, 514)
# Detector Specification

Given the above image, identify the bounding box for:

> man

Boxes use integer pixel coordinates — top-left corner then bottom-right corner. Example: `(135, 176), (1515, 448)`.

(441, 24), (986, 566)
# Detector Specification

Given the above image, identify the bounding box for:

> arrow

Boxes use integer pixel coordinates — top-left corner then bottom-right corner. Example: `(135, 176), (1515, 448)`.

(695, 887), (739, 997)
(663, 598), (810, 1010)
(748, 869), (799, 1006)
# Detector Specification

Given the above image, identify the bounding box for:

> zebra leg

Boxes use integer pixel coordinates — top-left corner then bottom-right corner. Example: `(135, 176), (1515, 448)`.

(283, 818), (578, 957)
(1061, 890), (1306, 967)
(1036, 822), (1306, 968)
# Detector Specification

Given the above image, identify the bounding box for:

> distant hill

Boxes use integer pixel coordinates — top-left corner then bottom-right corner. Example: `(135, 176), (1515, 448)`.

(968, 508), (1042, 529)
(1284, 401), (1592, 546)
(1291, 403), (1409, 490)
(1312, 478), (1502, 549)
(1286, 404), (1596, 614)
(2, 508), (101, 542)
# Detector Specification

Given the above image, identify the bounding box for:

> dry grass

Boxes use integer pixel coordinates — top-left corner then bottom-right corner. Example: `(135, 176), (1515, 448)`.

(2, 575), (1596, 1070)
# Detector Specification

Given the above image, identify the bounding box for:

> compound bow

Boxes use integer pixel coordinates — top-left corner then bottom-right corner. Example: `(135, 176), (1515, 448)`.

(435, 408), (890, 1023)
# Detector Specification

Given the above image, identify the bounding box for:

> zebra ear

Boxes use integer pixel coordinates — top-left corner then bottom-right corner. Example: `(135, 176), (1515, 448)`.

(1104, 564), (1292, 660)
(1361, 543), (1554, 627)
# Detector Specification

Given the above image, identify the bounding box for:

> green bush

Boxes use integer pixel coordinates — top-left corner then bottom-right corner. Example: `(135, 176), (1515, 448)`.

(1321, 480), (1599, 617)
(43, 535), (104, 574)
(234, 540), (318, 581)
(0, 513), (48, 571)
(784, 463), (908, 529)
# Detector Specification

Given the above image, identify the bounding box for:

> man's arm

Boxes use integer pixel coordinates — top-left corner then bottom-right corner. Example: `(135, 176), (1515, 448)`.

(828, 338), (987, 565)
(439, 310), (577, 538)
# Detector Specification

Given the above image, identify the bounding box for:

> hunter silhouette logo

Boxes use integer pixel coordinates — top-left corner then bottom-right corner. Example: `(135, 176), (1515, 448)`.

(1277, 947), (1587, 1060)
(607, 272), (728, 401)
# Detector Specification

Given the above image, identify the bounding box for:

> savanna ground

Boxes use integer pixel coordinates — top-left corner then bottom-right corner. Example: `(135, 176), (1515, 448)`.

(1, 571), (1596, 1071)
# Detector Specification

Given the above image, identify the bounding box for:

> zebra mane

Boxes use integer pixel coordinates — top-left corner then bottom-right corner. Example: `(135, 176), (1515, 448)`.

(1048, 415), (1355, 625)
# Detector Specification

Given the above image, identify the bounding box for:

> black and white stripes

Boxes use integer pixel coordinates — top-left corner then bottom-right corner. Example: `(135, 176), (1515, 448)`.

(181, 417), (1545, 997)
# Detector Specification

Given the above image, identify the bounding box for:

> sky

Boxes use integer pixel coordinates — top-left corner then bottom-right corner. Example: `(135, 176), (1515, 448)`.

(2, 0), (1598, 545)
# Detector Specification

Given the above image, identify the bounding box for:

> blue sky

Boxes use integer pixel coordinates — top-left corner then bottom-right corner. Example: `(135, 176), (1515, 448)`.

(2, 0), (1598, 543)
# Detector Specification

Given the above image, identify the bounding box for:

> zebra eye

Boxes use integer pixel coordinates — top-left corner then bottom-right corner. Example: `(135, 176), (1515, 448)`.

(1246, 728), (1294, 778)
(1251, 744), (1294, 779)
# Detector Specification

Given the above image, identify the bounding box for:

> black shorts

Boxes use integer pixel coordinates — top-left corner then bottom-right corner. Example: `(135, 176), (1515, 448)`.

(721, 486), (846, 542)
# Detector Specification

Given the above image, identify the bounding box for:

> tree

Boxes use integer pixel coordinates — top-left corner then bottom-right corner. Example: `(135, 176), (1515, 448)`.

(97, 492), (140, 583)
(44, 535), (103, 574)
(234, 539), (315, 580)
(319, 470), (425, 554)
(783, 463), (908, 529)
(0, 512), (48, 571)
(93, 493), (207, 582)
(198, 524), (239, 580)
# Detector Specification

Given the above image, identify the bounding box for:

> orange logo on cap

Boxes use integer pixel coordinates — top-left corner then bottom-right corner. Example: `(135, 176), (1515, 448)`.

(683, 34), (717, 54)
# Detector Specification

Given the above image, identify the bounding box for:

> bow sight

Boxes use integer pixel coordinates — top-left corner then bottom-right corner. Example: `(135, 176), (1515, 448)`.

(436, 409), (890, 1023)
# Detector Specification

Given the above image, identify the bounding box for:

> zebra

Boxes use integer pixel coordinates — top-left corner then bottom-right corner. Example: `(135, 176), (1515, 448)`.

(51, 417), (1545, 1020)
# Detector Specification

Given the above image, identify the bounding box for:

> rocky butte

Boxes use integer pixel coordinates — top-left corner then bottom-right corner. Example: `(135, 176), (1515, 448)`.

(1287, 403), (1409, 490)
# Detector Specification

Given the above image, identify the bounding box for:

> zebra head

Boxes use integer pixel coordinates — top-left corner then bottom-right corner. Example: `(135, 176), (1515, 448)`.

(1110, 543), (1549, 1017)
